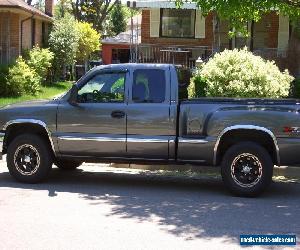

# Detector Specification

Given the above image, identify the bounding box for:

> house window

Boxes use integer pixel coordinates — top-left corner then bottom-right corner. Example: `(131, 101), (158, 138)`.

(160, 9), (195, 38)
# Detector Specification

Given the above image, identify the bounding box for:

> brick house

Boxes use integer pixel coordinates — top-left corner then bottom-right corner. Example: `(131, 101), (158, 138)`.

(124, 0), (291, 69)
(0, 0), (53, 64)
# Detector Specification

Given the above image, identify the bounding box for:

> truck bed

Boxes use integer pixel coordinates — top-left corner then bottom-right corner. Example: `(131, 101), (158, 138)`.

(181, 98), (300, 106)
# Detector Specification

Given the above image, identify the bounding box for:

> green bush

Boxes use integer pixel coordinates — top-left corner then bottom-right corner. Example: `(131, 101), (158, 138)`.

(1, 47), (53, 97)
(290, 78), (300, 98)
(7, 57), (41, 96)
(189, 48), (294, 98)
(49, 15), (79, 79)
(27, 46), (54, 80)
(188, 70), (207, 98)
(0, 64), (10, 96)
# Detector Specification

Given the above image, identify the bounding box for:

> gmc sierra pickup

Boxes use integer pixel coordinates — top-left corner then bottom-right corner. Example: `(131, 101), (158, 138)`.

(1, 63), (300, 196)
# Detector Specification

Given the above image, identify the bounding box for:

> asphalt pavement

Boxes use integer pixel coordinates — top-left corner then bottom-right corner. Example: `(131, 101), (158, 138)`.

(0, 160), (299, 250)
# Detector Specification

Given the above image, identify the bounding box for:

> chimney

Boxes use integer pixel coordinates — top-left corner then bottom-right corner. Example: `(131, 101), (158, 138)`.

(45, 0), (53, 17)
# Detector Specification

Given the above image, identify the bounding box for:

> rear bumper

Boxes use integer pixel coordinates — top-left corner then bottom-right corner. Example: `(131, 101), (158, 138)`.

(0, 132), (4, 160)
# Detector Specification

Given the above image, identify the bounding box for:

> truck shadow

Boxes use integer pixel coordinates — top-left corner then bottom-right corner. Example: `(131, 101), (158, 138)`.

(0, 166), (299, 243)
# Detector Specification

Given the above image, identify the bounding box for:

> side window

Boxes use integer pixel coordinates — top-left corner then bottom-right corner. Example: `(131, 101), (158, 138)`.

(78, 72), (125, 103)
(132, 69), (166, 103)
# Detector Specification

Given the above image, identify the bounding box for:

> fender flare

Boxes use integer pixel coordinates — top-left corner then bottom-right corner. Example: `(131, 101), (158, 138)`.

(213, 125), (280, 166)
(2, 119), (56, 156)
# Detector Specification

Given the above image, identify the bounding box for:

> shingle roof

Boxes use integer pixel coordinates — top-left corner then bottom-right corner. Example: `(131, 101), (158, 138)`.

(0, 0), (52, 21)
(134, 0), (197, 9)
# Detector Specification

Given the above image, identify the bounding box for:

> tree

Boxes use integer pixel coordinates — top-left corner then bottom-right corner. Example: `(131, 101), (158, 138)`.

(176, 0), (300, 36)
(111, 2), (127, 35)
(35, 0), (45, 11)
(54, 0), (73, 19)
(49, 15), (79, 79)
(71, 0), (120, 33)
(76, 22), (101, 62)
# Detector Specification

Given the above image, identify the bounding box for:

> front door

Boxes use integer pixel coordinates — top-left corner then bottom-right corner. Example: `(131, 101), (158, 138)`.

(56, 70), (128, 158)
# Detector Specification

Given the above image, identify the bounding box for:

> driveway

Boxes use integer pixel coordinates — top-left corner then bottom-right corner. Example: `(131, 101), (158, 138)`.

(0, 160), (299, 250)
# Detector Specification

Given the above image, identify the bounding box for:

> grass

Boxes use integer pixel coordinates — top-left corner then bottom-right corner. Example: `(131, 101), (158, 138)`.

(0, 81), (73, 107)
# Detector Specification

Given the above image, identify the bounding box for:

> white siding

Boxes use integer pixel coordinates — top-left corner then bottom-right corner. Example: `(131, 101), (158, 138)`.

(136, 1), (197, 9)
(278, 14), (289, 51)
(195, 10), (205, 38)
(150, 9), (160, 38)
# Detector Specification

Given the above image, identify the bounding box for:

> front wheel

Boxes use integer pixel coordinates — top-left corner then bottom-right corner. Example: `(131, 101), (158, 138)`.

(7, 134), (53, 183)
(221, 142), (273, 197)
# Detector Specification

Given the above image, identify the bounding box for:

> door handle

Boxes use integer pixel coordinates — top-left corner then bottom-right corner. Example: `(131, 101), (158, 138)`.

(111, 110), (125, 118)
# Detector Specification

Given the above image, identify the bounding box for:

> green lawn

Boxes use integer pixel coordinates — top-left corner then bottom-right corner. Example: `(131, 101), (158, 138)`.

(0, 81), (73, 107)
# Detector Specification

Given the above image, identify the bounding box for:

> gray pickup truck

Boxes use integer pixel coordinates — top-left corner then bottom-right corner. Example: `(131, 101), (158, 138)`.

(1, 63), (300, 196)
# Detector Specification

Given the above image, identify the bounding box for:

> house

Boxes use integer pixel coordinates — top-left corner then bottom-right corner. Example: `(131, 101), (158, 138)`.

(0, 0), (53, 64)
(124, 0), (291, 70)
(102, 14), (141, 65)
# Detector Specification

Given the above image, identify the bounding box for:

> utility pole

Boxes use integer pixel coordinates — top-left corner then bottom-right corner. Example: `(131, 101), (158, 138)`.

(127, 1), (137, 63)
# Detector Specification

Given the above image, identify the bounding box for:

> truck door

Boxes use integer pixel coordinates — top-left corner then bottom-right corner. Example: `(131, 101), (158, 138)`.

(56, 69), (128, 157)
(126, 67), (176, 160)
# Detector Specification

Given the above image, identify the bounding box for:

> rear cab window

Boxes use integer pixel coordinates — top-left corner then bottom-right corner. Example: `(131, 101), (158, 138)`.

(132, 69), (166, 103)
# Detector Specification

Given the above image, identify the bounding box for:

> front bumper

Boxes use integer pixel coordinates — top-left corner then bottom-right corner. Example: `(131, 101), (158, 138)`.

(0, 132), (4, 160)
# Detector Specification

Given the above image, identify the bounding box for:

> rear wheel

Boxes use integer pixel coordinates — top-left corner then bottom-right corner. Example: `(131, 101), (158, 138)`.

(7, 134), (53, 183)
(221, 142), (273, 197)
(55, 160), (82, 170)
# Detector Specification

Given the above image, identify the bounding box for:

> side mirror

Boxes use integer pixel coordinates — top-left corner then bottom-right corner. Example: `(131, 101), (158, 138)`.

(68, 84), (79, 106)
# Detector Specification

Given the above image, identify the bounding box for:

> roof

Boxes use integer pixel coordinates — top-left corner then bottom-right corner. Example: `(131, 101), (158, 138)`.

(102, 28), (141, 45)
(92, 63), (172, 72)
(0, 0), (52, 21)
(133, 0), (197, 9)
(102, 14), (141, 45)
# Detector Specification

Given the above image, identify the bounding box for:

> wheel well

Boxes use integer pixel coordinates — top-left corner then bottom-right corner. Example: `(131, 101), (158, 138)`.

(3, 123), (54, 156)
(216, 129), (278, 165)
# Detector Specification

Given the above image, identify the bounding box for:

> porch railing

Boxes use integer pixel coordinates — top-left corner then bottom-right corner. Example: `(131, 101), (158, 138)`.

(134, 44), (213, 69)
(253, 48), (287, 60)
(129, 45), (287, 69)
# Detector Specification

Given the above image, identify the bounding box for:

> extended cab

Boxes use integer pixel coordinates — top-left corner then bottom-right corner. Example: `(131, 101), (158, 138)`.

(1, 64), (300, 196)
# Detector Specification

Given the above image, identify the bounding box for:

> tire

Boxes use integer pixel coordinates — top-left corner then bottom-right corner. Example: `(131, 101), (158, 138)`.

(7, 134), (53, 183)
(221, 142), (273, 197)
(55, 160), (82, 170)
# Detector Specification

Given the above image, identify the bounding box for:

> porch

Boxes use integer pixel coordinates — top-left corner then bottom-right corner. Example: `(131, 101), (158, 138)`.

(133, 44), (213, 68)
(131, 44), (287, 70)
